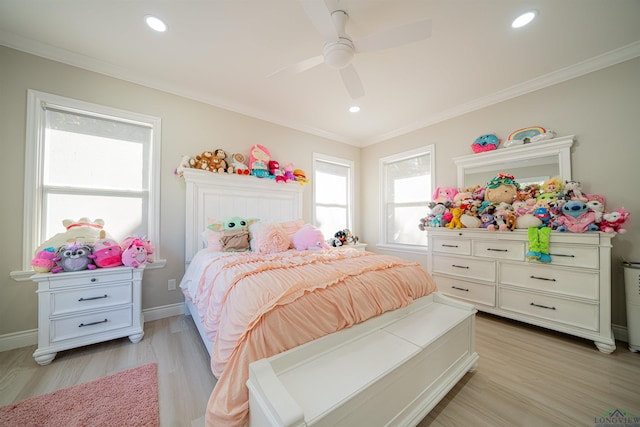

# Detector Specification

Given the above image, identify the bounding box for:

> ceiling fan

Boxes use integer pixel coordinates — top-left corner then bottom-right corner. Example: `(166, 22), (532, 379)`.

(269, 0), (432, 99)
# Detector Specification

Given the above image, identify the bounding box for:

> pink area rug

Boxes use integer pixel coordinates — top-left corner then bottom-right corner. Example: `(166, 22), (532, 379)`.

(0, 363), (159, 427)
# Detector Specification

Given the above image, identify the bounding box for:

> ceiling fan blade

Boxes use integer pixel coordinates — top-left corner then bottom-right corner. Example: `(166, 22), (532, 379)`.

(299, 0), (339, 41)
(267, 55), (324, 78)
(339, 64), (365, 99)
(354, 19), (432, 53)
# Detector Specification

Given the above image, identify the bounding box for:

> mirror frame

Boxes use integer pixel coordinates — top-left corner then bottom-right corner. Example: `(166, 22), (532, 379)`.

(454, 135), (574, 189)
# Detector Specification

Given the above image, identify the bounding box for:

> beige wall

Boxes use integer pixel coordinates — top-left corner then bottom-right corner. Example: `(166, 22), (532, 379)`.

(0, 46), (360, 336)
(361, 57), (640, 327)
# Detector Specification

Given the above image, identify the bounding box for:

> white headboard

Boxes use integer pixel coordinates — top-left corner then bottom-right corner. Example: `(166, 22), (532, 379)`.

(182, 168), (305, 263)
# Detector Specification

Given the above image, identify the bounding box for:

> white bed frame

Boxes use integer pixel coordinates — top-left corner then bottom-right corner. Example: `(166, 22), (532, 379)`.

(181, 168), (478, 426)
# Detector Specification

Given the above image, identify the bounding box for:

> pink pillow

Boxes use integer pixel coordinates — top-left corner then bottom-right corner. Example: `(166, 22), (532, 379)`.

(204, 218), (224, 252)
(250, 222), (290, 254)
(279, 219), (305, 248)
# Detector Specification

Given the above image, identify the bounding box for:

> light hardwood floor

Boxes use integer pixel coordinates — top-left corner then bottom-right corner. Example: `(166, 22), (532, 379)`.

(1, 313), (639, 427)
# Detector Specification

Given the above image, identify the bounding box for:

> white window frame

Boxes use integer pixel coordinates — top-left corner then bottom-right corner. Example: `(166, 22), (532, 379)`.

(312, 153), (355, 239)
(14, 90), (163, 278)
(378, 145), (435, 252)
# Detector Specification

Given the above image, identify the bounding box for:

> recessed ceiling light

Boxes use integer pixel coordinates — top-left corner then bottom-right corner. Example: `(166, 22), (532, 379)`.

(349, 106), (360, 113)
(145, 15), (167, 32)
(512, 10), (537, 28)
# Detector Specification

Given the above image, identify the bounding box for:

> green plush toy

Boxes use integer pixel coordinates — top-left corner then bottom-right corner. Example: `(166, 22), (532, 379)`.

(208, 216), (259, 252)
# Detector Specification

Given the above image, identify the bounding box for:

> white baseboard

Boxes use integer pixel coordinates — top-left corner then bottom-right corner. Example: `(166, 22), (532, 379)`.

(0, 303), (185, 353)
(612, 323), (628, 344)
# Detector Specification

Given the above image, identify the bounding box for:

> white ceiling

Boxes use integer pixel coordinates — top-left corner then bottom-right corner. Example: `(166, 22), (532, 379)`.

(1, 0), (639, 147)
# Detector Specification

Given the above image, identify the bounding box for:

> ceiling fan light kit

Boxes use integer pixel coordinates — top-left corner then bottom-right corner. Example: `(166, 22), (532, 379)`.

(323, 40), (354, 69)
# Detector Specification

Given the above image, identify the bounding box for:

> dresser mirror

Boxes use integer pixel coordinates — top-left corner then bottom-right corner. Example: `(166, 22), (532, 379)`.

(453, 135), (574, 188)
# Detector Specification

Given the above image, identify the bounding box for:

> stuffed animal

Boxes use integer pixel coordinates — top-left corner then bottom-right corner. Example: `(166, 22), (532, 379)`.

(31, 247), (57, 273)
(229, 153), (250, 175)
(208, 216), (258, 252)
(293, 169), (310, 185)
(555, 200), (599, 232)
(281, 163), (296, 182)
(484, 174), (519, 205)
(174, 155), (192, 177)
(211, 149), (228, 173)
(343, 229), (359, 245)
(563, 180), (588, 202)
(51, 242), (96, 273)
(526, 207), (553, 263)
(92, 238), (123, 268)
(446, 208), (465, 229)
(600, 208), (630, 233)
(191, 151), (215, 172)
(541, 176), (564, 197)
(121, 239), (151, 268)
(471, 134), (500, 153)
(269, 160), (283, 180)
(250, 144), (271, 178)
(432, 187), (458, 205)
(480, 213), (495, 229)
(293, 224), (329, 251)
(35, 218), (108, 255)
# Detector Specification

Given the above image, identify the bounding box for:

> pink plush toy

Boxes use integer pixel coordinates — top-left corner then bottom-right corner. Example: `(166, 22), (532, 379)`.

(293, 224), (329, 251)
(121, 236), (154, 268)
(93, 238), (123, 268)
(31, 247), (57, 273)
(432, 187), (458, 205)
(599, 208), (630, 233)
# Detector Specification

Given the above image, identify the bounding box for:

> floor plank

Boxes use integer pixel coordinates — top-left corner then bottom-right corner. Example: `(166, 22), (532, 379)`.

(1, 313), (639, 427)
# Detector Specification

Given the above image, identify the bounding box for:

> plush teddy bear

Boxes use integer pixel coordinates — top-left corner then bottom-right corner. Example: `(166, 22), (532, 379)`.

(191, 151), (215, 172)
(174, 155), (192, 177)
(210, 149), (228, 173)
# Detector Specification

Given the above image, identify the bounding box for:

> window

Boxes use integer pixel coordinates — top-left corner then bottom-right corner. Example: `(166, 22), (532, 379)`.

(312, 153), (354, 240)
(379, 146), (434, 249)
(20, 90), (161, 272)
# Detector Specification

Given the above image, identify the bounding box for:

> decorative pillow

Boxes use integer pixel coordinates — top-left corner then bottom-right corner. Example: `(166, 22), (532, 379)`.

(250, 222), (290, 254)
(278, 219), (305, 248)
(204, 218), (224, 252)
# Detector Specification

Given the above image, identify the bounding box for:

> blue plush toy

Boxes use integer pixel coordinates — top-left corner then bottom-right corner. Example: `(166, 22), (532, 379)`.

(471, 134), (500, 153)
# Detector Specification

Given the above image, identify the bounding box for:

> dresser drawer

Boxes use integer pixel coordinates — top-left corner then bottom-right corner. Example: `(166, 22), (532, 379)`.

(432, 255), (495, 282)
(500, 263), (598, 299)
(473, 240), (525, 261)
(431, 237), (471, 256)
(50, 307), (133, 343)
(47, 269), (134, 289)
(499, 288), (598, 331)
(435, 275), (495, 307)
(547, 244), (599, 269)
(50, 283), (132, 316)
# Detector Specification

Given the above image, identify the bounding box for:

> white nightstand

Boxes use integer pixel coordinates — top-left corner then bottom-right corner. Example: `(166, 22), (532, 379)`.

(31, 266), (144, 365)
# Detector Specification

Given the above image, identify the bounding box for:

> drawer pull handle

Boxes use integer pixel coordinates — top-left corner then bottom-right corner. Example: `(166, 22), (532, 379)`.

(79, 319), (108, 327)
(487, 248), (508, 252)
(452, 286), (469, 292)
(549, 253), (575, 258)
(452, 264), (469, 269)
(530, 302), (556, 310)
(91, 278), (97, 282)
(442, 244), (459, 248)
(530, 275), (556, 282)
(78, 294), (108, 302)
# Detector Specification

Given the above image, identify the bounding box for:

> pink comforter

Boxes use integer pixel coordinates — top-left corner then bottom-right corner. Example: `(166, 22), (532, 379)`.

(184, 249), (438, 426)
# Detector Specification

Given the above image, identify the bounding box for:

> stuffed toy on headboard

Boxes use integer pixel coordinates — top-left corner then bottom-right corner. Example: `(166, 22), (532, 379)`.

(208, 216), (259, 252)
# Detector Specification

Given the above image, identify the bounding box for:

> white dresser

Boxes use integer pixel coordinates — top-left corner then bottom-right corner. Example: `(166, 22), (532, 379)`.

(426, 228), (615, 353)
(31, 266), (144, 365)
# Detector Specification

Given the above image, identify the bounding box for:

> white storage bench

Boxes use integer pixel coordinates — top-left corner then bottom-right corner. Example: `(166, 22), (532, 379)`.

(247, 293), (479, 427)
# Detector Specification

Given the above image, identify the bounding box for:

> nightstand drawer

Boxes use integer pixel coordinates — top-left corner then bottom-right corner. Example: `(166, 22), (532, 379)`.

(50, 283), (132, 316)
(431, 237), (471, 256)
(50, 307), (133, 343)
(432, 255), (495, 282)
(435, 275), (495, 307)
(500, 263), (598, 300)
(474, 240), (525, 261)
(46, 269), (134, 289)
(499, 288), (598, 331)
